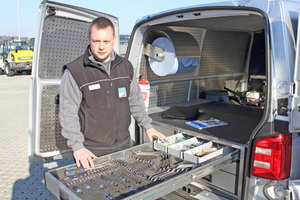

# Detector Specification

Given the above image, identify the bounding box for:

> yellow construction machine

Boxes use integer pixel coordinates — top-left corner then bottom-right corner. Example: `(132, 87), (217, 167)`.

(0, 37), (33, 76)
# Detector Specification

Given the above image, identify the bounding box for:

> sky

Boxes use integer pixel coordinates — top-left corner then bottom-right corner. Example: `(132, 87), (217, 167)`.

(0, 0), (232, 38)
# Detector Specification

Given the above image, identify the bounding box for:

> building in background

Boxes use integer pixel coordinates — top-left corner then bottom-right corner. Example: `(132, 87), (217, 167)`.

(120, 34), (130, 56)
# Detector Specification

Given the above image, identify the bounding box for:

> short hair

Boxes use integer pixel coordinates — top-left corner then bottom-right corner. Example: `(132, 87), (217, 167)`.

(89, 17), (115, 36)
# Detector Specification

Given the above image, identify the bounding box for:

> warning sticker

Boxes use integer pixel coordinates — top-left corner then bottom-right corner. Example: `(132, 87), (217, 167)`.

(141, 92), (147, 101)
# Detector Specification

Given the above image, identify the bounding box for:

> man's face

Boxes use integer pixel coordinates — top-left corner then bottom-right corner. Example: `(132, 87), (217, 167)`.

(88, 26), (116, 62)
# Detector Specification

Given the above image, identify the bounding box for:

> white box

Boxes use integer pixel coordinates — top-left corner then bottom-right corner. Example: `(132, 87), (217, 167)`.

(167, 137), (201, 159)
(184, 143), (233, 164)
(153, 133), (187, 152)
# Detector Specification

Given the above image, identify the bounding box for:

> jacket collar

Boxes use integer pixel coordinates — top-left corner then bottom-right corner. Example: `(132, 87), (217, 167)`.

(83, 45), (122, 69)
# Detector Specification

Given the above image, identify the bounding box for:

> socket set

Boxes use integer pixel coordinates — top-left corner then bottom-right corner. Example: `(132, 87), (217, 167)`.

(48, 149), (197, 199)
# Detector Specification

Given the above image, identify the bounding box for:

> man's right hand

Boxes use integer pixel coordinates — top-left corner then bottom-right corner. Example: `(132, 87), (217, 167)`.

(73, 148), (97, 170)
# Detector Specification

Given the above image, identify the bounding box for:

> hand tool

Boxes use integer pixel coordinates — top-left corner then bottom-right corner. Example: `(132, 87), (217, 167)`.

(81, 182), (91, 190)
(99, 189), (113, 200)
(148, 168), (173, 181)
(113, 171), (142, 185)
(158, 168), (184, 181)
(72, 186), (82, 194)
(65, 166), (84, 176)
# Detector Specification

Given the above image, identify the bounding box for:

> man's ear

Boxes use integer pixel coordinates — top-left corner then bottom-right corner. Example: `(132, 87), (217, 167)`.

(88, 35), (92, 45)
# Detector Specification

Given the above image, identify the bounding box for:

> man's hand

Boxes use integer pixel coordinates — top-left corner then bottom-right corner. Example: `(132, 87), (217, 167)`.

(145, 128), (167, 142)
(73, 148), (97, 170)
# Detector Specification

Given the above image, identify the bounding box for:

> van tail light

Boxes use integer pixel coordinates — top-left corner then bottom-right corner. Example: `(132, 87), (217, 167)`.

(251, 133), (292, 180)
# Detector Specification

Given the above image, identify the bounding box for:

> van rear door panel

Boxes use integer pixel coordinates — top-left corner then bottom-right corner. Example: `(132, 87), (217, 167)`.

(290, 1), (300, 132)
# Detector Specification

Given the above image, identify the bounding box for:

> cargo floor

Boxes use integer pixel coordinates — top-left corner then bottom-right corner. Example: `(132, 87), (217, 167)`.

(149, 100), (264, 144)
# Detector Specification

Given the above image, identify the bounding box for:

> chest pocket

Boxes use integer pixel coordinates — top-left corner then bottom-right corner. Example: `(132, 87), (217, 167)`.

(82, 81), (109, 109)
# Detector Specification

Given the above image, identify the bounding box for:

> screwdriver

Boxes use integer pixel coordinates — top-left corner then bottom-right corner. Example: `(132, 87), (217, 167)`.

(72, 186), (82, 194)
(65, 166), (84, 176)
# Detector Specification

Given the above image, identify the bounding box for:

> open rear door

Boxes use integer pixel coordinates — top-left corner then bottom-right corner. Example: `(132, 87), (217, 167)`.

(290, 2), (300, 132)
(29, 1), (119, 162)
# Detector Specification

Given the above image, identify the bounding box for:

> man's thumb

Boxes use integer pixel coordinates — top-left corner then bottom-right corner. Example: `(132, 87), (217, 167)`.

(90, 151), (97, 159)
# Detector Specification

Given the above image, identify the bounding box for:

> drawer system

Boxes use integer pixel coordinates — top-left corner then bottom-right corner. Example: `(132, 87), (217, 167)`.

(45, 134), (243, 200)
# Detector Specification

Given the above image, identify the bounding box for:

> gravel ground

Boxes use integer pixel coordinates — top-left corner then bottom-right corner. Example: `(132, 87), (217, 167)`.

(0, 73), (73, 200)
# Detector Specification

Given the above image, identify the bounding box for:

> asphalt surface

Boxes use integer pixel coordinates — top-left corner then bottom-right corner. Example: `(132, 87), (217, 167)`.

(0, 73), (73, 200)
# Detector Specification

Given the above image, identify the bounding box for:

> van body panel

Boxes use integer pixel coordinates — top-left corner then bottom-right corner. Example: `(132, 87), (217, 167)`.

(290, 1), (300, 132)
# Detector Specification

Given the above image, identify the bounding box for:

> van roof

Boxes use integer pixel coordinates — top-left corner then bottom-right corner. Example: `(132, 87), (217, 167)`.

(135, 0), (298, 25)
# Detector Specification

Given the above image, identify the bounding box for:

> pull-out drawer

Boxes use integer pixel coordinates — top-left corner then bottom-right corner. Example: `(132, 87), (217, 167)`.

(45, 141), (240, 200)
(154, 133), (233, 163)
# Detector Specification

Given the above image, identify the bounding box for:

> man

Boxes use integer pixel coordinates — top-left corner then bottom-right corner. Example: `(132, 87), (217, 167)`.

(59, 17), (167, 170)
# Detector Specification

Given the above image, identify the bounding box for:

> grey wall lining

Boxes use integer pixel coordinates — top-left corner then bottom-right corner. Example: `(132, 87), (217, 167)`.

(149, 81), (198, 107)
(142, 27), (249, 107)
(40, 85), (69, 152)
(200, 29), (251, 75)
(38, 16), (89, 79)
(38, 16), (90, 152)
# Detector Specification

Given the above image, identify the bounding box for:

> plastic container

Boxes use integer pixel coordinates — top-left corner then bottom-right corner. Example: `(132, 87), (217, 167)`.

(139, 72), (150, 110)
(167, 137), (203, 159)
(153, 133), (189, 152)
(184, 143), (233, 164)
(206, 90), (229, 103)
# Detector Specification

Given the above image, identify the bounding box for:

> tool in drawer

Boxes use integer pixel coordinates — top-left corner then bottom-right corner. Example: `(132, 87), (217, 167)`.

(147, 163), (199, 181)
(112, 152), (172, 174)
(55, 149), (196, 199)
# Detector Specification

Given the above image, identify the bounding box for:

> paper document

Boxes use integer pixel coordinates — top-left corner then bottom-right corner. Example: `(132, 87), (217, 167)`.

(186, 118), (228, 129)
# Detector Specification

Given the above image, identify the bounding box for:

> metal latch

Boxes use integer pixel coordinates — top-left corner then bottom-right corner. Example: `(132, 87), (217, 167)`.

(143, 43), (165, 62)
(277, 98), (289, 116)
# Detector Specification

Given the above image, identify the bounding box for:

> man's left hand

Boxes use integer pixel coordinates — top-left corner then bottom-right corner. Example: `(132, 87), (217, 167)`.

(145, 128), (167, 142)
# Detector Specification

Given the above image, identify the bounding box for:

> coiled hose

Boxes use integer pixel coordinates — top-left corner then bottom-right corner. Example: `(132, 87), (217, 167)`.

(263, 180), (278, 200)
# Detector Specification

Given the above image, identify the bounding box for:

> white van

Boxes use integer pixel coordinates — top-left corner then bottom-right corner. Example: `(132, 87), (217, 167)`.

(29, 0), (300, 199)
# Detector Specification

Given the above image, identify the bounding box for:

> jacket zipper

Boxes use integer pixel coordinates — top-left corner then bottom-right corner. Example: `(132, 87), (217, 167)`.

(110, 59), (123, 148)
(88, 57), (123, 148)
(109, 74), (119, 147)
(106, 82), (112, 108)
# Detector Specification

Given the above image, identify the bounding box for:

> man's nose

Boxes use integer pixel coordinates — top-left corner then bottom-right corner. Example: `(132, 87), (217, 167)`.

(99, 42), (104, 50)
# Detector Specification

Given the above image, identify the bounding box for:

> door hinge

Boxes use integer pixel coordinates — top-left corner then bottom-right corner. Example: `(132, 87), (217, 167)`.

(47, 7), (56, 15)
(277, 81), (294, 95)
